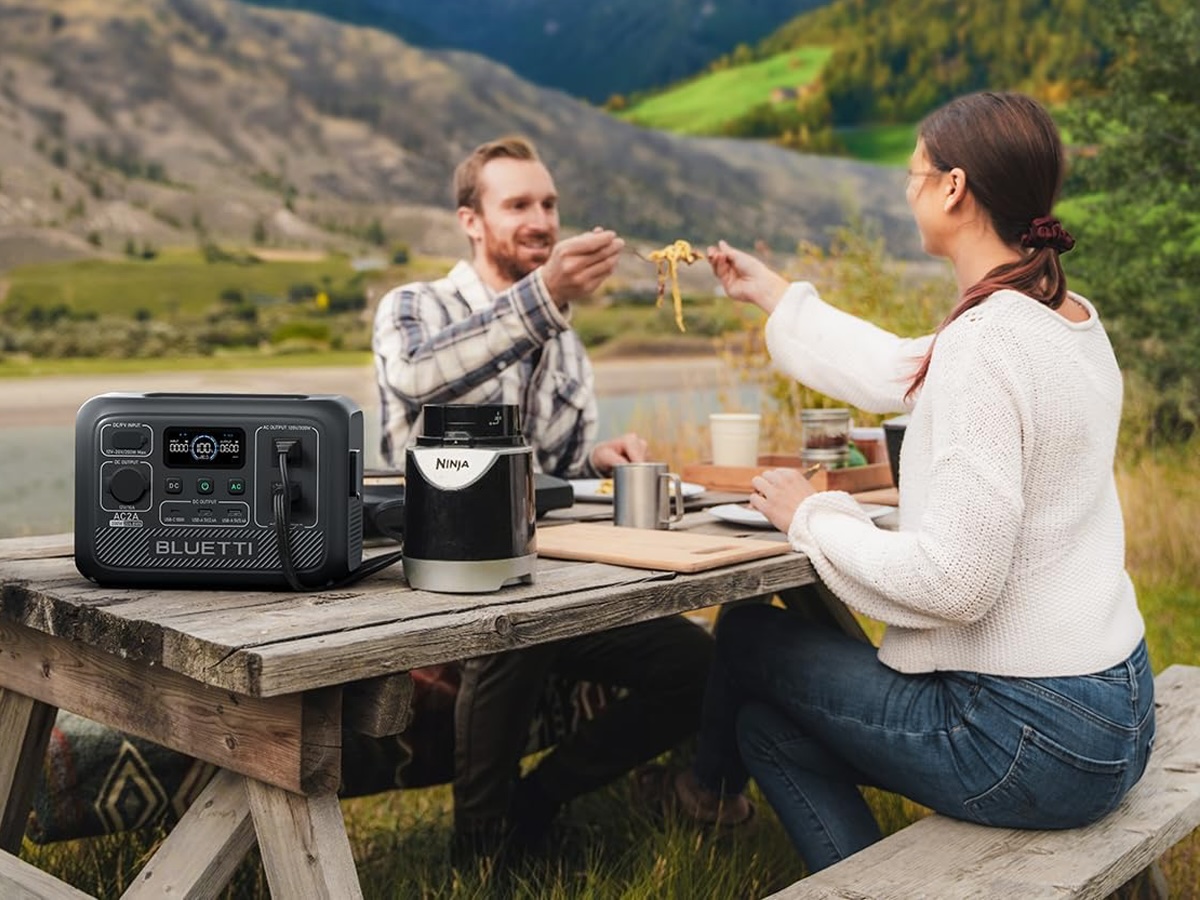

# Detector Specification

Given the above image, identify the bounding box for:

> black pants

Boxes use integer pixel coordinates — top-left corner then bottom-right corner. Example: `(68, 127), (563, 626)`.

(452, 614), (714, 834)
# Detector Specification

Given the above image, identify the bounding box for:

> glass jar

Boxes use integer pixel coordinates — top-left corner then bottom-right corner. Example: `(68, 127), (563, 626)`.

(800, 408), (851, 467)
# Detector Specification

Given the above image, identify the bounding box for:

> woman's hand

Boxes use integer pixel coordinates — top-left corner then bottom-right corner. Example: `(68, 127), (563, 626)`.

(749, 467), (816, 532)
(706, 240), (790, 314)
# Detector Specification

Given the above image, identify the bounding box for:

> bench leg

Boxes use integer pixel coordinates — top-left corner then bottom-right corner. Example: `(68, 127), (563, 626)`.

(0, 689), (57, 854)
(1109, 861), (1169, 900)
(246, 778), (363, 899)
(120, 768), (256, 900)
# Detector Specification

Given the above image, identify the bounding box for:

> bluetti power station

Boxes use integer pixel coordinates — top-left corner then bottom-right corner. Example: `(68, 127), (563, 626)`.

(74, 393), (364, 590)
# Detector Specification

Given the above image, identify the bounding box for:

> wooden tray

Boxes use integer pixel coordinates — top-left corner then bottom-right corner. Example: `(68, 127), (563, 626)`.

(682, 455), (894, 494)
(535, 523), (791, 573)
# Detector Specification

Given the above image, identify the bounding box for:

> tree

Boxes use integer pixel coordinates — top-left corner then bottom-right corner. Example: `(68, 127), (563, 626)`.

(1064, 0), (1199, 442)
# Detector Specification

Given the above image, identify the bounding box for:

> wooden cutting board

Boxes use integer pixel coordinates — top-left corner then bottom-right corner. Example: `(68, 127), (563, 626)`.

(535, 523), (791, 573)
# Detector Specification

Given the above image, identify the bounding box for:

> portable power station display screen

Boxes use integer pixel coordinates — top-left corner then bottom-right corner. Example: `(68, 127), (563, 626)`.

(163, 426), (246, 468)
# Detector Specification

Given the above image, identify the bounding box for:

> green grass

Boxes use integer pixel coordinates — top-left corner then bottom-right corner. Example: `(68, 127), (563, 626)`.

(836, 122), (918, 166)
(618, 47), (832, 135)
(3, 247), (357, 318)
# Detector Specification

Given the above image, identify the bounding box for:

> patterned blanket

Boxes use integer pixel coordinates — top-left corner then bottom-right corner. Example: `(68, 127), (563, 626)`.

(29, 664), (611, 844)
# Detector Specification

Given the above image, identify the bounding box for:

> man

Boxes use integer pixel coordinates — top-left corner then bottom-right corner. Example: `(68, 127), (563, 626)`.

(372, 137), (712, 859)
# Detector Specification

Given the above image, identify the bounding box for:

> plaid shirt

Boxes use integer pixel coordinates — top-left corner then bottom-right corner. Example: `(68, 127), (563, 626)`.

(372, 260), (600, 478)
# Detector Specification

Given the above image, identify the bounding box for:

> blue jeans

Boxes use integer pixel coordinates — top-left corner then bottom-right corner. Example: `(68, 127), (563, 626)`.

(693, 601), (1156, 872)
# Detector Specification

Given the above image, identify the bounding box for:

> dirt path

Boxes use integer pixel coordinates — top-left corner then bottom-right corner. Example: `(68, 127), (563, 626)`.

(0, 355), (727, 428)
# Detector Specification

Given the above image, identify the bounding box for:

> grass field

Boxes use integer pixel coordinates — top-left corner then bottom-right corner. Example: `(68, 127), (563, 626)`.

(836, 122), (917, 166)
(0, 250), (733, 371)
(617, 47), (832, 135)
(1, 248), (363, 319)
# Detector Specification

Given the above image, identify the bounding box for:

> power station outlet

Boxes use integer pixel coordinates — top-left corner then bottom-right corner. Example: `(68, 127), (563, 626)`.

(255, 428), (318, 528)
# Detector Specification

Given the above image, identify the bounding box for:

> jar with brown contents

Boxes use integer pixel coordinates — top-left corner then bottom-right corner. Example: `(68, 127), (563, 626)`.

(800, 408), (851, 467)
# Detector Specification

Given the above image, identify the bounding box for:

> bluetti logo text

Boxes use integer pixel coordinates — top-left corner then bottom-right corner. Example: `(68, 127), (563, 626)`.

(153, 540), (254, 558)
(435, 457), (470, 471)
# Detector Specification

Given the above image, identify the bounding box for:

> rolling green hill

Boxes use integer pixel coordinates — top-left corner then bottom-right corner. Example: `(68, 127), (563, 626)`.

(617, 47), (832, 135)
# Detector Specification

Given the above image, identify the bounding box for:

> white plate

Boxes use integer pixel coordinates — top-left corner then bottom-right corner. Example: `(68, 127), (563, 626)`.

(707, 501), (896, 529)
(569, 478), (706, 503)
(707, 503), (774, 528)
(857, 503), (896, 521)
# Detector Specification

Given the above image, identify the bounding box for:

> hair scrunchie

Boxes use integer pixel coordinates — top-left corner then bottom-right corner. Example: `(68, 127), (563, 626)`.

(1021, 215), (1075, 253)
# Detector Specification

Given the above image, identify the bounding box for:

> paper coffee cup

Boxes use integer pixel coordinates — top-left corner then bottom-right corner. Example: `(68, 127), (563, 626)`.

(710, 413), (761, 466)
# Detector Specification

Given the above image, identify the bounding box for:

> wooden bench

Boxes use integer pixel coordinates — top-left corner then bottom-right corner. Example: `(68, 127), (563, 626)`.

(768, 664), (1200, 900)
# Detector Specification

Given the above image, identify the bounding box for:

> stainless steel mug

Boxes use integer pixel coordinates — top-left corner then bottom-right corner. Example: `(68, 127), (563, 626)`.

(613, 462), (685, 529)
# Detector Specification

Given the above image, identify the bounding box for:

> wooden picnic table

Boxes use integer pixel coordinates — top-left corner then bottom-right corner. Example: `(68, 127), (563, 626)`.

(0, 499), (866, 898)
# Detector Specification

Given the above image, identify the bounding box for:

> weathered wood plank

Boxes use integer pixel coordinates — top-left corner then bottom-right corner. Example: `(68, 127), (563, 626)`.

(2, 528), (815, 696)
(120, 768), (254, 900)
(343, 673), (414, 738)
(246, 781), (363, 900)
(0, 849), (95, 899)
(185, 555), (815, 696)
(0, 622), (331, 794)
(770, 664), (1200, 900)
(0, 534), (73, 562)
(2, 558), (658, 672)
(300, 688), (342, 795)
(0, 690), (57, 854)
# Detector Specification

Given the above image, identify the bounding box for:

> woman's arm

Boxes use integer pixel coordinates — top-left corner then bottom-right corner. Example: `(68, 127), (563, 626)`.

(788, 314), (1026, 629)
(766, 283), (933, 414)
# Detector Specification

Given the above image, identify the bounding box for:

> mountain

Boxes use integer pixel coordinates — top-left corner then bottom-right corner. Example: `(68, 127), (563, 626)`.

(0, 0), (919, 271)
(247, 0), (831, 102)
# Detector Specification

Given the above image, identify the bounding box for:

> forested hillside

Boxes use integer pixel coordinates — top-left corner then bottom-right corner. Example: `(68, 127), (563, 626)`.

(757, 0), (1110, 125)
(629, 0), (1190, 155)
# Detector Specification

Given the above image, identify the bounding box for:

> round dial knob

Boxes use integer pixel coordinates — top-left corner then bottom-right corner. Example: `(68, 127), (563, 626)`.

(110, 467), (148, 505)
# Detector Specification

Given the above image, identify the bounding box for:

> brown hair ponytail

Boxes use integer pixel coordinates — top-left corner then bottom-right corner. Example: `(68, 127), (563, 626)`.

(905, 93), (1075, 400)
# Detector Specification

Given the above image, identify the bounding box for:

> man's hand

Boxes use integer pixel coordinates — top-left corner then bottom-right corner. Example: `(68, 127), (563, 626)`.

(706, 240), (789, 315)
(590, 432), (648, 475)
(541, 229), (624, 307)
(748, 467), (816, 532)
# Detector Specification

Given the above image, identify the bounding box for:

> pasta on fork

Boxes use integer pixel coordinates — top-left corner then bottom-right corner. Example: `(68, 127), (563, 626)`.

(646, 239), (703, 332)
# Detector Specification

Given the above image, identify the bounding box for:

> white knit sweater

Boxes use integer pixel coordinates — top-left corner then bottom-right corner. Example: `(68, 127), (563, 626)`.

(768, 283), (1144, 676)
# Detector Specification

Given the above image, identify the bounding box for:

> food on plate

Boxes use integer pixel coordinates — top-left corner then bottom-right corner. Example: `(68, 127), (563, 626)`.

(646, 239), (703, 332)
(595, 478), (615, 495)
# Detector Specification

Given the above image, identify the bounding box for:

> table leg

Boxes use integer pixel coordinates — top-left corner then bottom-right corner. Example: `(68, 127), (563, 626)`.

(0, 688), (57, 854)
(120, 769), (255, 900)
(246, 779), (363, 899)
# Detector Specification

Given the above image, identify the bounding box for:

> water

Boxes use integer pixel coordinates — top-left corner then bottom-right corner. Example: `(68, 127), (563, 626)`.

(0, 385), (759, 538)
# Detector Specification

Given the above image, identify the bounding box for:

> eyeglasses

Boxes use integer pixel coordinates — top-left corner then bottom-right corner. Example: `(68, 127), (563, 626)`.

(906, 168), (942, 182)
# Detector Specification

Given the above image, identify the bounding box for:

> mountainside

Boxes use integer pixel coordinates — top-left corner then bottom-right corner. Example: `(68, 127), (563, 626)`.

(0, 0), (918, 272)
(248, 0), (830, 102)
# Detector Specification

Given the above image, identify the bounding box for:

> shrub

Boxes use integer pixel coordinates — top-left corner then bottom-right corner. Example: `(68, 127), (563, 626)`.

(270, 320), (331, 345)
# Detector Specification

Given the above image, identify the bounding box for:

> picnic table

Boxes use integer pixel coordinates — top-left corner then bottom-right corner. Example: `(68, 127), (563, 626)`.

(0, 498), (862, 898)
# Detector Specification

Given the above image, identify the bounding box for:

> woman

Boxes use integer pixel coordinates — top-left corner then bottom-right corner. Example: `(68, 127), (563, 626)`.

(672, 92), (1155, 873)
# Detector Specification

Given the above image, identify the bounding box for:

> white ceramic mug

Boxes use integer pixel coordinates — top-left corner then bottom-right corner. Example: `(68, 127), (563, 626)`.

(613, 462), (685, 529)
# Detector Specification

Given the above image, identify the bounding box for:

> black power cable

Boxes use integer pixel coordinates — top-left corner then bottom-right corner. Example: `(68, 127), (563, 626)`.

(271, 449), (403, 591)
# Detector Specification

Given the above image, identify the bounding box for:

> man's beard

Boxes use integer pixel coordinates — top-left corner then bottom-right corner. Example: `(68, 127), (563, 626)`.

(482, 226), (553, 284)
